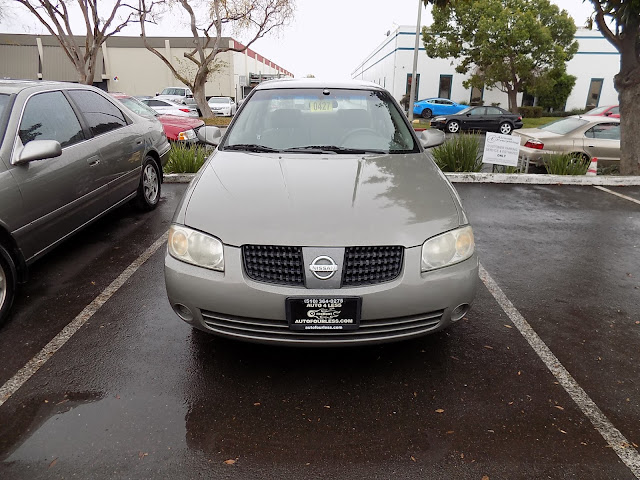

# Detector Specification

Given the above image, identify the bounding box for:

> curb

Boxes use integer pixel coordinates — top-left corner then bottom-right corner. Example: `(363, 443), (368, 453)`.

(164, 172), (640, 186)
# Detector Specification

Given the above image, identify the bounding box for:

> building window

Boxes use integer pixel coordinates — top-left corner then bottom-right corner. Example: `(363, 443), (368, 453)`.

(586, 78), (604, 109)
(439, 75), (453, 99)
(470, 85), (484, 105)
(406, 73), (421, 101)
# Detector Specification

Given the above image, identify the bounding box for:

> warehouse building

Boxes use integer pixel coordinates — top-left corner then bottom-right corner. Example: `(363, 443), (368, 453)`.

(352, 26), (619, 111)
(0, 34), (292, 101)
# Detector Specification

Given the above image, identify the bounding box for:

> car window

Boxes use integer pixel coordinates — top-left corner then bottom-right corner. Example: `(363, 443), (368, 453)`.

(117, 96), (158, 118)
(539, 117), (589, 135)
(209, 98), (229, 104)
(584, 123), (620, 140)
(485, 107), (502, 115)
(161, 88), (185, 96)
(610, 106), (619, 115)
(584, 106), (608, 116)
(67, 90), (127, 136)
(19, 91), (84, 148)
(469, 108), (486, 116)
(223, 88), (418, 153)
(442, 100), (453, 105)
(0, 93), (11, 145)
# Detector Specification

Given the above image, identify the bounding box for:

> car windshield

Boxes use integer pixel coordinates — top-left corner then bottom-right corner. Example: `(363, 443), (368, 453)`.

(584, 106), (609, 115)
(161, 88), (185, 96)
(209, 98), (229, 104)
(222, 88), (418, 154)
(455, 107), (472, 115)
(118, 96), (158, 118)
(538, 117), (589, 135)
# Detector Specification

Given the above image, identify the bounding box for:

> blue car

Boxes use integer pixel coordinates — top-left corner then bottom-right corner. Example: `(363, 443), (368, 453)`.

(413, 98), (466, 119)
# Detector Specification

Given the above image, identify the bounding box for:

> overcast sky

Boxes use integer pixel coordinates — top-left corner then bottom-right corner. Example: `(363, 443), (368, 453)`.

(1, 0), (598, 79)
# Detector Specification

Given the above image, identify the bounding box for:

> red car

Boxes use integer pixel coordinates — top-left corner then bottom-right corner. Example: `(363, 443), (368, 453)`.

(111, 94), (205, 142)
(584, 105), (619, 118)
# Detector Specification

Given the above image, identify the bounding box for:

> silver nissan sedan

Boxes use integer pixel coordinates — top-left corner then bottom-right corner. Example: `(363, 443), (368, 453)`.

(164, 79), (478, 346)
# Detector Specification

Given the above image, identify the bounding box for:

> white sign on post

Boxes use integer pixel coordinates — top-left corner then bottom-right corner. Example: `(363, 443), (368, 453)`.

(482, 132), (521, 167)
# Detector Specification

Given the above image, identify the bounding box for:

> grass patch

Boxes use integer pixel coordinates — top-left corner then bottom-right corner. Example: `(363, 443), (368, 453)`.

(544, 153), (589, 175)
(521, 117), (557, 129)
(432, 133), (482, 172)
(164, 143), (208, 173)
(201, 117), (232, 126)
(411, 118), (431, 129)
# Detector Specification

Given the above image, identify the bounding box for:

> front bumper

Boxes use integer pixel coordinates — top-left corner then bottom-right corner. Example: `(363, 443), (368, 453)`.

(164, 245), (479, 346)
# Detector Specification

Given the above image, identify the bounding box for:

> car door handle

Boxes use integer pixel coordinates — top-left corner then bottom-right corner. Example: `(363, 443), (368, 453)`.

(87, 156), (100, 167)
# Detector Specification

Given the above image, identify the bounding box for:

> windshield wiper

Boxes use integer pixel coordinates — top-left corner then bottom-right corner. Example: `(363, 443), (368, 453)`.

(224, 144), (281, 153)
(284, 145), (387, 155)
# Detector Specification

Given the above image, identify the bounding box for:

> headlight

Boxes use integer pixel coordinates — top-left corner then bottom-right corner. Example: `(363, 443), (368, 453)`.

(168, 225), (224, 271)
(177, 129), (196, 141)
(432, 116), (446, 122)
(421, 226), (475, 271)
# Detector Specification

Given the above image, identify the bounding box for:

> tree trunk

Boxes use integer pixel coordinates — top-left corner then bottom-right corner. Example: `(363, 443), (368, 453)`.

(507, 88), (518, 113)
(193, 67), (213, 118)
(617, 81), (640, 175)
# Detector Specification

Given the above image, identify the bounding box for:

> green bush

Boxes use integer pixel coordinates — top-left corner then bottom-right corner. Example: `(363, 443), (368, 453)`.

(517, 106), (544, 118)
(431, 134), (482, 172)
(543, 153), (589, 175)
(164, 143), (209, 173)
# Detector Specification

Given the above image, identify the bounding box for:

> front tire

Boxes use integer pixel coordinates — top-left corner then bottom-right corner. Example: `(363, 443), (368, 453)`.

(421, 108), (433, 119)
(0, 245), (16, 328)
(134, 156), (161, 211)
(447, 120), (460, 133)
(499, 122), (513, 135)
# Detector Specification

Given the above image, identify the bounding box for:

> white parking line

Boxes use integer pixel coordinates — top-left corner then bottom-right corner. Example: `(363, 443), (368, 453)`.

(0, 232), (168, 408)
(479, 264), (640, 479)
(594, 185), (640, 206)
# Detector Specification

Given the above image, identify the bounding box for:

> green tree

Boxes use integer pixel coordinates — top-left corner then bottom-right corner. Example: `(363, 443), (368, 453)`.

(531, 69), (577, 111)
(422, 0), (578, 113)
(589, 1), (640, 175)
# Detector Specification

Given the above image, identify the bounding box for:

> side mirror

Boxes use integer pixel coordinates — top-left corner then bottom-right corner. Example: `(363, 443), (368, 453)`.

(196, 126), (222, 146)
(186, 94), (193, 98)
(14, 140), (62, 165)
(155, 92), (159, 96)
(604, 112), (611, 116)
(419, 129), (445, 149)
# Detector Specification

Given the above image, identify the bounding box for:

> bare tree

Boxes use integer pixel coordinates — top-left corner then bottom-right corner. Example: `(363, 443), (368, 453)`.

(14, 0), (144, 84)
(139, 0), (294, 118)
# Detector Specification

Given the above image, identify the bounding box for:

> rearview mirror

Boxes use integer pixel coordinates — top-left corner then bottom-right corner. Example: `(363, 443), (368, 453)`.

(419, 129), (445, 149)
(196, 126), (222, 146)
(14, 140), (62, 165)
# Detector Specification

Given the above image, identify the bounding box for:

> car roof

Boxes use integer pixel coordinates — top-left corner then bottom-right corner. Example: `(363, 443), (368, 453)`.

(254, 78), (384, 91)
(0, 79), (91, 95)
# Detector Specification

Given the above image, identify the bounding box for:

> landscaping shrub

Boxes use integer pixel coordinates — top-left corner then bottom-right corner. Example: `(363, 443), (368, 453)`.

(431, 134), (483, 172)
(164, 143), (209, 173)
(517, 106), (544, 118)
(543, 153), (589, 175)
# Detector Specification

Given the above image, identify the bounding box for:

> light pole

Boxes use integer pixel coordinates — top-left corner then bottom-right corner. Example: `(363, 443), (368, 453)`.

(408, 0), (423, 122)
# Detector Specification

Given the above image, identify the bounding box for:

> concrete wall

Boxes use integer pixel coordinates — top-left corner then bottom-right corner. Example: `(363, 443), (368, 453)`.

(352, 26), (619, 111)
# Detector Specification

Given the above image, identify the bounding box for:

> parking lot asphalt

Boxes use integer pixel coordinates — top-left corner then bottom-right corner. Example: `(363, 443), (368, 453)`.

(0, 183), (638, 479)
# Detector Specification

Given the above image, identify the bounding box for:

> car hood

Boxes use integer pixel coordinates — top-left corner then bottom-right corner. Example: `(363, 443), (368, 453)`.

(179, 151), (461, 247)
(157, 115), (204, 129)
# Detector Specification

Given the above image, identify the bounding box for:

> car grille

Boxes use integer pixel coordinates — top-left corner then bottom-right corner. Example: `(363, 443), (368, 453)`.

(343, 246), (403, 286)
(200, 309), (444, 344)
(242, 245), (305, 286)
(242, 245), (404, 287)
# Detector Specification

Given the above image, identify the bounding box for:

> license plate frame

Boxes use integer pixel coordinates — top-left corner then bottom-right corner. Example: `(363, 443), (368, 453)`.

(286, 297), (361, 332)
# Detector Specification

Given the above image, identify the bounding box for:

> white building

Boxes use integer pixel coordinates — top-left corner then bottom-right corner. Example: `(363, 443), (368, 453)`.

(0, 34), (293, 101)
(351, 26), (619, 111)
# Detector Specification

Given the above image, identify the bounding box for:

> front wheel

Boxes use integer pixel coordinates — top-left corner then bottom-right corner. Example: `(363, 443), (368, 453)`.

(499, 122), (513, 135)
(0, 245), (16, 328)
(447, 121), (460, 133)
(134, 156), (161, 211)
(421, 108), (432, 119)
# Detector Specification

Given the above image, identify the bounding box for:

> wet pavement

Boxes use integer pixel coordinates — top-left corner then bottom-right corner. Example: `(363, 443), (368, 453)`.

(0, 183), (638, 479)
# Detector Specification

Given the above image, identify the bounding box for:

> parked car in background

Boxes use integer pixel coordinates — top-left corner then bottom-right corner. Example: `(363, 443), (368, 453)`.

(0, 80), (170, 326)
(156, 86), (195, 105)
(430, 106), (523, 135)
(141, 98), (199, 118)
(164, 79), (478, 346)
(584, 105), (620, 118)
(207, 96), (237, 116)
(413, 98), (466, 119)
(513, 115), (620, 166)
(112, 94), (204, 143)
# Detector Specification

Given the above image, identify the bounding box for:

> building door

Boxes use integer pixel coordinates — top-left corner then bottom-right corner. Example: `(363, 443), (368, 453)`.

(586, 78), (604, 109)
(405, 73), (421, 102)
(439, 75), (453, 99)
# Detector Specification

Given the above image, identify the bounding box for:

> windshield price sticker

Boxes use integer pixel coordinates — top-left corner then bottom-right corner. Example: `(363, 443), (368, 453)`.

(483, 132), (521, 167)
(309, 100), (333, 112)
(286, 297), (361, 331)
